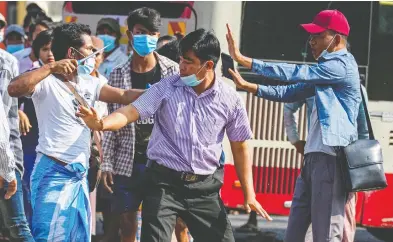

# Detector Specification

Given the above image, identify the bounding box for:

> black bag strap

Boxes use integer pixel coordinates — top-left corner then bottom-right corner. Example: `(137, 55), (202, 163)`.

(360, 85), (374, 140)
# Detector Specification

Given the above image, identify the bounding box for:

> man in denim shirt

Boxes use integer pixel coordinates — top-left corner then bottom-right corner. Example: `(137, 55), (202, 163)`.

(227, 10), (360, 241)
(284, 79), (368, 242)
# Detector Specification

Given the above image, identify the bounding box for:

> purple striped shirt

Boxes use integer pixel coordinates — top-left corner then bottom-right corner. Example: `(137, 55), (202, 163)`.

(132, 74), (252, 175)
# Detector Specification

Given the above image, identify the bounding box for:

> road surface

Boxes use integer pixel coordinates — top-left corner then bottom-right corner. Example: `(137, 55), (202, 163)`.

(229, 214), (384, 242)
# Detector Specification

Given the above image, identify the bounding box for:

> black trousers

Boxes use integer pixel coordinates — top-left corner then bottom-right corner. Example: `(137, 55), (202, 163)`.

(141, 165), (235, 242)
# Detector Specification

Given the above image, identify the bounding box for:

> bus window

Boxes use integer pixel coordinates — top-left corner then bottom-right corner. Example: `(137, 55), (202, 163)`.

(368, 1), (393, 101)
(240, 2), (370, 66)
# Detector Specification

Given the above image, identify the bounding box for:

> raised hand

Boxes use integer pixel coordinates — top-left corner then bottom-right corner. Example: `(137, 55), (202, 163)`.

(226, 23), (242, 62)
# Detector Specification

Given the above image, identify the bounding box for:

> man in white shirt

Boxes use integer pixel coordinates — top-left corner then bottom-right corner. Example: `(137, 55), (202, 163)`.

(96, 17), (129, 79)
(8, 23), (144, 242)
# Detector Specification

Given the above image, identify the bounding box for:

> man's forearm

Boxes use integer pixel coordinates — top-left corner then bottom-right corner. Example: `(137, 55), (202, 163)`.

(102, 104), (140, 131)
(99, 85), (145, 105)
(123, 89), (145, 104)
(231, 141), (255, 200)
(239, 82), (258, 94)
(8, 64), (52, 97)
(236, 55), (253, 69)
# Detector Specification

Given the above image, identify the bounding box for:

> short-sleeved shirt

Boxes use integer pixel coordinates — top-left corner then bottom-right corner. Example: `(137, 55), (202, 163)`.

(132, 75), (253, 175)
(31, 74), (106, 167)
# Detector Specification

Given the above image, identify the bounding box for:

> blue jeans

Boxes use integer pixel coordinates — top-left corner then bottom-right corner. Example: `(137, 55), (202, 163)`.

(22, 153), (36, 229)
(0, 172), (34, 242)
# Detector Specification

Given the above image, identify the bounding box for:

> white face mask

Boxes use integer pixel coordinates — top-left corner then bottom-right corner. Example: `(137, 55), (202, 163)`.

(317, 34), (337, 60)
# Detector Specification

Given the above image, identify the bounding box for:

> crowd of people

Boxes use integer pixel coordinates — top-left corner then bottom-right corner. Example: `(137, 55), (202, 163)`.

(0, 3), (369, 242)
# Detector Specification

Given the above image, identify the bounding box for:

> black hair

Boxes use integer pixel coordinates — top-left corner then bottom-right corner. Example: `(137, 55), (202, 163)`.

(157, 39), (180, 63)
(127, 7), (161, 33)
(28, 18), (53, 40)
(157, 35), (177, 48)
(32, 30), (53, 59)
(51, 23), (91, 61)
(23, 4), (52, 30)
(179, 29), (221, 68)
(26, 3), (42, 13)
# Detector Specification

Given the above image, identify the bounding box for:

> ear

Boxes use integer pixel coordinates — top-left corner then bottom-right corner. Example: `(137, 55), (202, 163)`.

(67, 48), (75, 59)
(206, 60), (215, 71)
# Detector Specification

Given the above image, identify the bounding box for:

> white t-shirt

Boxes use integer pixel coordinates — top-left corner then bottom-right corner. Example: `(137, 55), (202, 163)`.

(32, 74), (106, 167)
(93, 74), (109, 118)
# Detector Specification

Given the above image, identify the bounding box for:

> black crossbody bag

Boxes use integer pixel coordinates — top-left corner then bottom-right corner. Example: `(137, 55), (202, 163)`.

(341, 86), (388, 192)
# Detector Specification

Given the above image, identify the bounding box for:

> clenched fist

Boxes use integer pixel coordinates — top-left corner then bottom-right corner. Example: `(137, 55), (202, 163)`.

(49, 59), (78, 76)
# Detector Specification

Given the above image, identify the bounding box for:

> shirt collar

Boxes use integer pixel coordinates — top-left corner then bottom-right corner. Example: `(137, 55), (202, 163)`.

(105, 47), (123, 62)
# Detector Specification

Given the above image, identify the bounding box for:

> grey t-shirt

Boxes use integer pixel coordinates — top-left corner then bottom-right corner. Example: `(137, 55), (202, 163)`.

(304, 100), (336, 156)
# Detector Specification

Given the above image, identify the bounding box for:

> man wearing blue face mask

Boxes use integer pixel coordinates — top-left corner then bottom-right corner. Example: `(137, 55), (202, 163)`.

(100, 7), (189, 242)
(4, 25), (27, 54)
(8, 23), (147, 241)
(78, 28), (272, 242)
(96, 17), (128, 79)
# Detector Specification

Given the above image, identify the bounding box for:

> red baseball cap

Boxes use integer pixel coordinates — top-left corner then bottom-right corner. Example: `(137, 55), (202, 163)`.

(301, 9), (350, 36)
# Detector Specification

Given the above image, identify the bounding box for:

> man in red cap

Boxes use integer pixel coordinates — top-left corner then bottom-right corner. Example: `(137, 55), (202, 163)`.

(226, 9), (362, 241)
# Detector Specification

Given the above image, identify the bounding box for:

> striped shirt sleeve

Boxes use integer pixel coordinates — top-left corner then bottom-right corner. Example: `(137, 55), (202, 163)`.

(132, 76), (174, 120)
(0, 97), (16, 182)
(226, 96), (253, 142)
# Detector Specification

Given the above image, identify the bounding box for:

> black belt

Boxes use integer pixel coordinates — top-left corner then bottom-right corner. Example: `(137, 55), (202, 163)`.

(147, 160), (210, 182)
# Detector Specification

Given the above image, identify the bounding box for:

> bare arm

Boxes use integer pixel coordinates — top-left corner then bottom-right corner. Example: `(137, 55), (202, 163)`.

(231, 141), (272, 221)
(8, 59), (78, 97)
(77, 104), (140, 131)
(231, 141), (254, 200)
(99, 84), (145, 105)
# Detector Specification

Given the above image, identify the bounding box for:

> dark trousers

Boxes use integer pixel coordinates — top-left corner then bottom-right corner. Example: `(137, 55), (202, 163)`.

(141, 165), (234, 242)
(285, 152), (347, 242)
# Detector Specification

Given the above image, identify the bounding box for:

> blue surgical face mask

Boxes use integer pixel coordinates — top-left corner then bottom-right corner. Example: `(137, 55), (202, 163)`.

(77, 57), (96, 76)
(71, 47), (96, 76)
(317, 34), (337, 60)
(132, 34), (157, 57)
(180, 63), (207, 87)
(98, 35), (116, 53)
(6, 44), (24, 54)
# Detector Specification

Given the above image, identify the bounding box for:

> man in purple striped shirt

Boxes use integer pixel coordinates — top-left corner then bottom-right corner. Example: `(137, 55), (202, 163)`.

(78, 29), (272, 242)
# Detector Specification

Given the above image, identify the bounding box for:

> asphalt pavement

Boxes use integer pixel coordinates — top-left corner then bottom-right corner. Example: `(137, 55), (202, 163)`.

(229, 214), (384, 242)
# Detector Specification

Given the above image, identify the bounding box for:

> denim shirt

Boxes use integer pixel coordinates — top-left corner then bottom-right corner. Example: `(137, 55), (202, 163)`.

(284, 84), (369, 144)
(254, 48), (361, 147)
